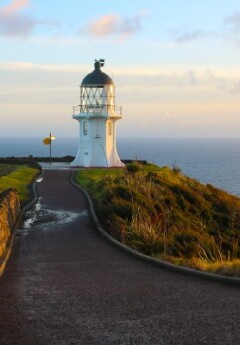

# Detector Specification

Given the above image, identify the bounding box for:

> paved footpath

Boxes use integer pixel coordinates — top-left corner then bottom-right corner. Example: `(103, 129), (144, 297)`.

(0, 170), (240, 345)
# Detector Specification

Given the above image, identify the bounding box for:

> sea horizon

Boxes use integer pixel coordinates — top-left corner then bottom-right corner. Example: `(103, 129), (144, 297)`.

(1, 136), (240, 196)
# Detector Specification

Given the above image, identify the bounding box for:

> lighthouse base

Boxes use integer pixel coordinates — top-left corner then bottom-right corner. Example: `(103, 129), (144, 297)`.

(70, 143), (124, 168)
(71, 115), (124, 168)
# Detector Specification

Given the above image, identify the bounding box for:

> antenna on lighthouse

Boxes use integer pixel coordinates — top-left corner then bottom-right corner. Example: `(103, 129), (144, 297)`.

(95, 59), (105, 68)
(99, 59), (105, 67)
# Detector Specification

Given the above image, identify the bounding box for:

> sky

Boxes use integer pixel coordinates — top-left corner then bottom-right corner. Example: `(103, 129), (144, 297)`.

(0, 0), (240, 138)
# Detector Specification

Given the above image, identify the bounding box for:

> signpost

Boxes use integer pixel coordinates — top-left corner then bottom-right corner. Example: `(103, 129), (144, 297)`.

(42, 132), (56, 165)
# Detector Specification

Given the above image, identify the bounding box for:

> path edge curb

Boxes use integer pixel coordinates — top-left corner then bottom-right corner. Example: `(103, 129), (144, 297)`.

(0, 169), (43, 278)
(71, 171), (240, 287)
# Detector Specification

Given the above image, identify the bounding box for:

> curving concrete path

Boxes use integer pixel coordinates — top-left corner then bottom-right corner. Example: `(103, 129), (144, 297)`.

(0, 170), (240, 345)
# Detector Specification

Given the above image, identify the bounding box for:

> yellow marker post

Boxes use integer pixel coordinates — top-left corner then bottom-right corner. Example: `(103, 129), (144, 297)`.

(42, 133), (56, 165)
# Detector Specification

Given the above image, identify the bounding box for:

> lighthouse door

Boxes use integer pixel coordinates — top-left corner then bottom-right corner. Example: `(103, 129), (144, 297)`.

(82, 149), (90, 167)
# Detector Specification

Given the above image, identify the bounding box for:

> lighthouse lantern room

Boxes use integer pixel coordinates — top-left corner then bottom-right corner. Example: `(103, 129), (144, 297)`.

(71, 59), (124, 167)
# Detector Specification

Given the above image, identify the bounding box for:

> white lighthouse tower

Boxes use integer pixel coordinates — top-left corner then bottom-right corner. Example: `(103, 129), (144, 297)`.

(71, 59), (124, 167)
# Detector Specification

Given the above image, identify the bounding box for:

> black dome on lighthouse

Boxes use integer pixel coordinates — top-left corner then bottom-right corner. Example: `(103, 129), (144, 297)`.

(81, 60), (113, 86)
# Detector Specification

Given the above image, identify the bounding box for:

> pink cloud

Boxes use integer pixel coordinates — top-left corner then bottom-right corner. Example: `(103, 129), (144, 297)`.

(0, 0), (59, 37)
(0, 0), (34, 36)
(82, 12), (147, 38)
(0, 0), (30, 15)
(87, 15), (120, 36)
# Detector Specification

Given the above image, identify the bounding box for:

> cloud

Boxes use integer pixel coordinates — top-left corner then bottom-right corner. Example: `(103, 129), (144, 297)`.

(0, 0), (35, 36)
(229, 80), (240, 93)
(119, 69), (198, 89)
(0, 15), (36, 37)
(0, 0), (30, 14)
(0, 0), (59, 37)
(168, 26), (209, 44)
(118, 68), (240, 95)
(224, 12), (240, 32)
(201, 70), (240, 93)
(175, 30), (204, 43)
(0, 61), (87, 73)
(146, 70), (198, 88)
(224, 12), (240, 47)
(1, 61), (239, 94)
(86, 15), (122, 36)
(81, 12), (147, 38)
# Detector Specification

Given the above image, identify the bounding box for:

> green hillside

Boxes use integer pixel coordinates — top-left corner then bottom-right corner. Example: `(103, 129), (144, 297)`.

(0, 164), (40, 203)
(75, 163), (240, 276)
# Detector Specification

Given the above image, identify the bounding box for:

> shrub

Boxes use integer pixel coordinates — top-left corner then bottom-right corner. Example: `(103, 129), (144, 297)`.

(112, 185), (133, 201)
(171, 229), (200, 258)
(126, 162), (141, 174)
(172, 165), (182, 173)
(111, 198), (133, 220)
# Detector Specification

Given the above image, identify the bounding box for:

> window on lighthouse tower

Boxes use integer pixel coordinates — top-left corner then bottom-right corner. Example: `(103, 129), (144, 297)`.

(83, 121), (88, 135)
(81, 87), (104, 113)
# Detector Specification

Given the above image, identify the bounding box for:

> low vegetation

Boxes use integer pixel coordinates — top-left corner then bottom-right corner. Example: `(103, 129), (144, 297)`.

(75, 162), (240, 277)
(0, 164), (40, 203)
(0, 164), (18, 176)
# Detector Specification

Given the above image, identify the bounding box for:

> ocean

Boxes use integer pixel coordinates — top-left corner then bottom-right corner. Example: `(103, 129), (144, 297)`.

(0, 137), (240, 197)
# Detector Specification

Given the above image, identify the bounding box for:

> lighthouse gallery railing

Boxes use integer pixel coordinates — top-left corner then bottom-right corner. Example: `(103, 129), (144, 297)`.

(73, 104), (122, 116)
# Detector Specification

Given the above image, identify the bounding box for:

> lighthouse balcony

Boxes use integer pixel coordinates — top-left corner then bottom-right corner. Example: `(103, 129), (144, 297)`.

(73, 104), (122, 118)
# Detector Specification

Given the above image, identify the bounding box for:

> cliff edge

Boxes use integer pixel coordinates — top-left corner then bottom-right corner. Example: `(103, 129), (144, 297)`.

(0, 189), (20, 275)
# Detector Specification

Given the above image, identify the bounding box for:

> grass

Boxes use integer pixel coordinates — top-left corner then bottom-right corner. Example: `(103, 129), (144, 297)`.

(75, 168), (124, 198)
(75, 162), (240, 277)
(154, 254), (240, 277)
(75, 165), (162, 193)
(192, 259), (240, 277)
(0, 164), (40, 203)
(0, 164), (18, 177)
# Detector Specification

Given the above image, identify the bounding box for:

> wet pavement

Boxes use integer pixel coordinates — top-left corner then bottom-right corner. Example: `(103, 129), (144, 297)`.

(0, 170), (240, 345)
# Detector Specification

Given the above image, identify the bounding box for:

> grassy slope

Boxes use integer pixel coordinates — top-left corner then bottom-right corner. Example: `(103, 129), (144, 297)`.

(0, 164), (39, 203)
(0, 164), (18, 176)
(75, 164), (240, 277)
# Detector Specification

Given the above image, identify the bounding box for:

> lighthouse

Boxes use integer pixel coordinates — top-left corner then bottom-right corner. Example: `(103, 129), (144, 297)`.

(71, 59), (124, 167)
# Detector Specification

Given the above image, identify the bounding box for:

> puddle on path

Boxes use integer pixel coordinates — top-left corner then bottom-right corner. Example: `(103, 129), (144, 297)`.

(18, 198), (88, 233)
(36, 177), (43, 183)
